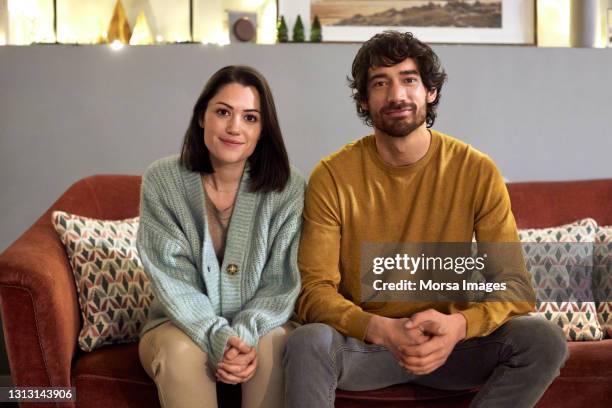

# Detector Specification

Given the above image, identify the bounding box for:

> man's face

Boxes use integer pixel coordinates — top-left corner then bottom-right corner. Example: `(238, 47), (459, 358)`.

(363, 58), (437, 138)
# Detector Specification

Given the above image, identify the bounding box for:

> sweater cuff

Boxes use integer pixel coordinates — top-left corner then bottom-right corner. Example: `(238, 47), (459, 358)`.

(345, 309), (375, 341)
(233, 322), (258, 349)
(208, 325), (239, 368)
(453, 305), (486, 339)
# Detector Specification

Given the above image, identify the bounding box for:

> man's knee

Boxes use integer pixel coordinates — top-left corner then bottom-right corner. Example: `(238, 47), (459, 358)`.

(283, 323), (339, 367)
(503, 316), (569, 371)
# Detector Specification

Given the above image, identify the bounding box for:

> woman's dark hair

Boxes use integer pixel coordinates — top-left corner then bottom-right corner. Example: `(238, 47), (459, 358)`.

(348, 31), (447, 128)
(180, 65), (290, 192)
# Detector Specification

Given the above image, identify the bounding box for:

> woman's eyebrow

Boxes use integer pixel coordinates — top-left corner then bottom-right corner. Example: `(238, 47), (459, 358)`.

(214, 101), (260, 113)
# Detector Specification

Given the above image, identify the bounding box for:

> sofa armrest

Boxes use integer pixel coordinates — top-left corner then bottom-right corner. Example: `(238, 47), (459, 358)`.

(0, 218), (80, 390)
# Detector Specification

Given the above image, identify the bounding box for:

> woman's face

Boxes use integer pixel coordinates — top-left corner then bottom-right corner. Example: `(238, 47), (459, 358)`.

(201, 82), (262, 169)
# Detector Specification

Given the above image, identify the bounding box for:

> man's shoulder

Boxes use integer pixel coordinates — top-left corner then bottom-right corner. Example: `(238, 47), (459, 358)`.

(435, 130), (498, 172)
(313, 135), (371, 175)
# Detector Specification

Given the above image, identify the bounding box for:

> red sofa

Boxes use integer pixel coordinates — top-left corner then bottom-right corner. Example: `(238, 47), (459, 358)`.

(0, 176), (610, 408)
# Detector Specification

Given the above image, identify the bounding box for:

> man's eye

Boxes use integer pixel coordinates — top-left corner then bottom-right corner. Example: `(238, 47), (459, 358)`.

(216, 108), (230, 116)
(405, 77), (417, 84)
(374, 81), (386, 87)
(245, 114), (258, 123)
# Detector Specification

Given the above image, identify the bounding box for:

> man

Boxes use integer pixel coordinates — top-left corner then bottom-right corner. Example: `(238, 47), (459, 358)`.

(284, 31), (568, 408)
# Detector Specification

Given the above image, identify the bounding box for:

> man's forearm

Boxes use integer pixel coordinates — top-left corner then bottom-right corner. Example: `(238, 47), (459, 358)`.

(364, 315), (391, 345)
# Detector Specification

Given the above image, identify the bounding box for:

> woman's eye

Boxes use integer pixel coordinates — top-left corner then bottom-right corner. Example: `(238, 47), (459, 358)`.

(216, 108), (230, 116)
(245, 114), (258, 123)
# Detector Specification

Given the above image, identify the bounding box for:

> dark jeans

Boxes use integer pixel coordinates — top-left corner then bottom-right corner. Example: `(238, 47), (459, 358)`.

(283, 315), (569, 408)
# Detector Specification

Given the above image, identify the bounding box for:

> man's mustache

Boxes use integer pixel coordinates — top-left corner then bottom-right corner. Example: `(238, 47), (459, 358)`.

(381, 102), (417, 114)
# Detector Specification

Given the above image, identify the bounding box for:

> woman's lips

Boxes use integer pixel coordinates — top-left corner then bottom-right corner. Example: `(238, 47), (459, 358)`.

(219, 137), (244, 147)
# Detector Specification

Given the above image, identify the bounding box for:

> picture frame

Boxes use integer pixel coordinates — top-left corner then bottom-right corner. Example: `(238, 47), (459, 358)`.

(280, 0), (535, 44)
(608, 8), (612, 47)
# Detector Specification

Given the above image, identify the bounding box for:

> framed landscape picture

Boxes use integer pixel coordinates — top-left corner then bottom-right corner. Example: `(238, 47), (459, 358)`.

(307, 0), (535, 44)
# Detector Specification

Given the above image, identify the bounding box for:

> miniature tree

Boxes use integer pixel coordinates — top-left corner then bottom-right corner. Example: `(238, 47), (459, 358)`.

(277, 16), (288, 43)
(293, 15), (305, 42)
(310, 15), (322, 42)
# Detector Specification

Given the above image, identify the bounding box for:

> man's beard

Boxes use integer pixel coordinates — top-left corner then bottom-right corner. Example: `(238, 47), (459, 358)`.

(370, 101), (427, 138)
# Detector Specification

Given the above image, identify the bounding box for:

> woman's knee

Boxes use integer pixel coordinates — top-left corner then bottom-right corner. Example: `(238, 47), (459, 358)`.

(140, 323), (209, 381)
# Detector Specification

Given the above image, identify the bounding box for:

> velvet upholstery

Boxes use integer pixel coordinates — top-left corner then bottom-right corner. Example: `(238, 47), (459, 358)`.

(0, 175), (610, 407)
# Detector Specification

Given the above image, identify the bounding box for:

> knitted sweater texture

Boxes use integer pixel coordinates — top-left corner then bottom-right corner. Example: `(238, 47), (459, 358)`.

(137, 155), (305, 367)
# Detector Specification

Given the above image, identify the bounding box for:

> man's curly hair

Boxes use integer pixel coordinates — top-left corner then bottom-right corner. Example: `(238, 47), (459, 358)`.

(348, 31), (447, 128)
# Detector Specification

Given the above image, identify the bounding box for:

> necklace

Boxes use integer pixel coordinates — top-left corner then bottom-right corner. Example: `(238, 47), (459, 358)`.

(202, 176), (237, 215)
(203, 175), (239, 193)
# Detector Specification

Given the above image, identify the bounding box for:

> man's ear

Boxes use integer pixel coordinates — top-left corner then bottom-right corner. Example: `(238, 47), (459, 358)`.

(427, 88), (438, 104)
(360, 101), (369, 113)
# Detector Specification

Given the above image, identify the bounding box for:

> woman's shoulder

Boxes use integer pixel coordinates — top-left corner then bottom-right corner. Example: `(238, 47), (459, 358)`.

(283, 165), (307, 199)
(140, 154), (196, 200)
(258, 165), (305, 209)
(143, 154), (181, 179)
(288, 165), (306, 189)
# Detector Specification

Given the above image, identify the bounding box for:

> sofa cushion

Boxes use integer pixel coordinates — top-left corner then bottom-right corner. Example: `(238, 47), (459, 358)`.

(52, 211), (154, 351)
(519, 218), (603, 340)
(595, 225), (612, 338)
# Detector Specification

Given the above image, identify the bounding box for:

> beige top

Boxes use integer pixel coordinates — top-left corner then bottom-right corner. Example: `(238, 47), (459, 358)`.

(204, 192), (233, 263)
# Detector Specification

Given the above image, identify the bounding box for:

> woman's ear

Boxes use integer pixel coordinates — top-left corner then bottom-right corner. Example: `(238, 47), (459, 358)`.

(198, 109), (206, 128)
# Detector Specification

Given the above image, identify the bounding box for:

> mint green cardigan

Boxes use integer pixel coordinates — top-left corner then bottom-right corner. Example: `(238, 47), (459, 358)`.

(137, 155), (305, 367)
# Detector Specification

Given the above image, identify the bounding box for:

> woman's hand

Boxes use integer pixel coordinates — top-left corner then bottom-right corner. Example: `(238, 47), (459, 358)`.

(215, 336), (258, 384)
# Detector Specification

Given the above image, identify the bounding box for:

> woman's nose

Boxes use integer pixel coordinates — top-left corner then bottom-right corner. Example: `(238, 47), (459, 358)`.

(226, 116), (241, 135)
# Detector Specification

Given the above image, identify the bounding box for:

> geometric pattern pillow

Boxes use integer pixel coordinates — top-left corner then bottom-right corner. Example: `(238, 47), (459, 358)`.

(594, 225), (612, 338)
(519, 218), (603, 341)
(52, 211), (154, 351)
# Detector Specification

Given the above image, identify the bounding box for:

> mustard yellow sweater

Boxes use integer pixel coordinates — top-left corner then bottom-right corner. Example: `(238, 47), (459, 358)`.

(296, 131), (534, 340)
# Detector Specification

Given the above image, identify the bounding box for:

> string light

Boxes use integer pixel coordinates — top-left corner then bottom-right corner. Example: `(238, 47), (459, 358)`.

(110, 39), (124, 50)
(1, 0), (278, 46)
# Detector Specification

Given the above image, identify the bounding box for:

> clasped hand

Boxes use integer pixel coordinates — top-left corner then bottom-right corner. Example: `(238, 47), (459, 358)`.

(396, 310), (466, 375)
(366, 309), (467, 376)
(215, 336), (257, 384)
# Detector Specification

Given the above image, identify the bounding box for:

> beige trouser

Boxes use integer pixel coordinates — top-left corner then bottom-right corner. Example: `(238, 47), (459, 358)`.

(139, 321), (295, 408)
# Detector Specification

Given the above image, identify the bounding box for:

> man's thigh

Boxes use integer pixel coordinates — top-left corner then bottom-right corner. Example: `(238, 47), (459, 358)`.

(335, 335), (418, 391)
(413, 315), (563, 391)
(334, 320), (519, 392)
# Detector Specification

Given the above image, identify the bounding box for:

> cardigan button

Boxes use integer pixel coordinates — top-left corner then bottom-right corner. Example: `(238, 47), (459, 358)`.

(226, 264), (239, 276)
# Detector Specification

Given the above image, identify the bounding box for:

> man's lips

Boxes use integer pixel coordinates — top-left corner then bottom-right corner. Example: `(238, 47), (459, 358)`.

(382, 103), (416, 118)
(383, 108), (413, 118)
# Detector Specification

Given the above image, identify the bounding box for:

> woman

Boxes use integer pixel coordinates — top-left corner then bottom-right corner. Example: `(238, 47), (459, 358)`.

(137, 65), (304, 408)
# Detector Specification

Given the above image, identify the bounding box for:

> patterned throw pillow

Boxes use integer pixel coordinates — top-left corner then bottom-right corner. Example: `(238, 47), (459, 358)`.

(52, 211), (154, 351)
(519, 218), (603, 341)
(594, 225), (612, 338)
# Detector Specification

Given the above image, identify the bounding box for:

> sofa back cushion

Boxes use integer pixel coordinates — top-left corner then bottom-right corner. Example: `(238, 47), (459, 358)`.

(52, 211), (154, 351)
(507, 179), (612, 229)
(519, 218), (603, 340)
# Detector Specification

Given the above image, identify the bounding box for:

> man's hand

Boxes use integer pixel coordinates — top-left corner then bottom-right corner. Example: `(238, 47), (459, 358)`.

(398, 309), (467, 375)
(365, 315), (441, 363)
(215, 336), (258, 384)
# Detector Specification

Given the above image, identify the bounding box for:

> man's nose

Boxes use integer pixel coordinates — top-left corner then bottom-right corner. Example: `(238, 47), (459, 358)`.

(387, 81), (408, 104)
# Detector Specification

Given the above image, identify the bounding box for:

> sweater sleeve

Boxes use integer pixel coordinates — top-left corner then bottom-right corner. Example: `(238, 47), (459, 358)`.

(137, 166), (237, 367)
(295, 163), (375, 341)
(230, 173), (305, 347)
(449, 156), (535, 338)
